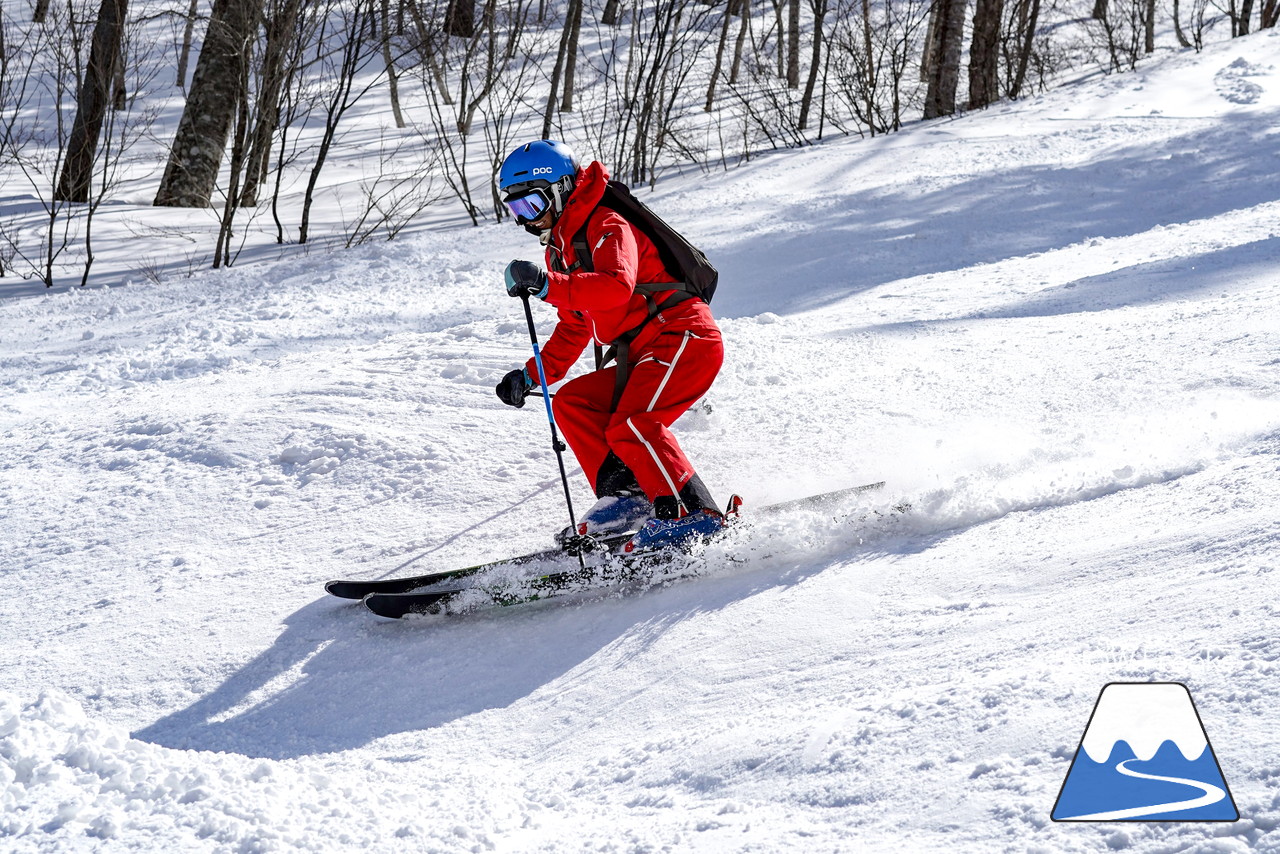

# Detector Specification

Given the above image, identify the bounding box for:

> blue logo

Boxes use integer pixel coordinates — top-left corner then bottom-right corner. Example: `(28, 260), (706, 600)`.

(1052, 682), (1238, 822)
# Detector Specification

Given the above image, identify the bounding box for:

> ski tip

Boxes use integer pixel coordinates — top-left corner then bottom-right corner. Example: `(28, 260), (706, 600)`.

(361, 593), (405, 619)
(325, 580), (365, 600)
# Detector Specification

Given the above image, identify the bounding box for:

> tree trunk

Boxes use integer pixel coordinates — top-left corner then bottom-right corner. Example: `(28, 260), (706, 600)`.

(603, 0), (620, 24)
(541, 0), (574, 137)
(444, 0), (475, 37)
(705, 0), (735, 110)
(213, 53), (252, 268)
(405, 0), (454, 104)
(798, 0), (825, 128)
(1172, 0), (1192, 45)
(863, 0), (877, 130)
(1238, 0), (1254, 32)
(1009, 0), (1040, 98)
(919, 4), (936, 82)
(381, 0), (406, 126)
(1261, 0), (1279, 27)
(770, 0), (785, 78)
(112, 47), (127, 108)
(967, 0), (1003, 109)
(560, 0), (583, 111)
(56, 0), (127, 203)
(176, 0), (199, 87)
(923, 0), (966, 118)
(786, 0), (800, 87)
(240, 0), (304, 207)
(729, 0), (750, 83)
(153, 0), (257, 207)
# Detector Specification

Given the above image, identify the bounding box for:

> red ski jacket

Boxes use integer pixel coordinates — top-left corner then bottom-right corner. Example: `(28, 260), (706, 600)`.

(525, 162), (718, 386)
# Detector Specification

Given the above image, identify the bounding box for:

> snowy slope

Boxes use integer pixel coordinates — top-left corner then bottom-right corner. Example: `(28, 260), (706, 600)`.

(3, 29), (1280, 853)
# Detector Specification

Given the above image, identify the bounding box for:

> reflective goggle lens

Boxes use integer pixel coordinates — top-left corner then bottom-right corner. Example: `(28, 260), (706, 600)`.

(506, 192), (548, 222)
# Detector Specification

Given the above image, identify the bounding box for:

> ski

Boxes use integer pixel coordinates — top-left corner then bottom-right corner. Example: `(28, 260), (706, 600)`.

(361, 548), (673, 619)
(324, 529), (636, 600)
(334, 480), (896, 618)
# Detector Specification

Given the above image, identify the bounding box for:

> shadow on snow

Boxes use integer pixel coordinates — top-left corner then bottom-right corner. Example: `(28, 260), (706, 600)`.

(132, 547), (886, 760)
(711, 111), (1280, 319)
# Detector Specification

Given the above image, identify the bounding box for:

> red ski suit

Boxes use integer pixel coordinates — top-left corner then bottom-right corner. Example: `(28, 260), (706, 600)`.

(523, 162), (723, 502)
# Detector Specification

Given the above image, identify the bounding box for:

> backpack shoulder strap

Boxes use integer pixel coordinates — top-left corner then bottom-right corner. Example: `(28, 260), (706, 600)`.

(571, 221), (594, 274)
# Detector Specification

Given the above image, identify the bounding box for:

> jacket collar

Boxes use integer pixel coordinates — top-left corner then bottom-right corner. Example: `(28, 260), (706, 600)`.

(552, 161), (610, 249)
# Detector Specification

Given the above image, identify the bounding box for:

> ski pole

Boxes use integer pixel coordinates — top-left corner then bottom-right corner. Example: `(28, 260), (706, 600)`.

(520, 294), (585, 567)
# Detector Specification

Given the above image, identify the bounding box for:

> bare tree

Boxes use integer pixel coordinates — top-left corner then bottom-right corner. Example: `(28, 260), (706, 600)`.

(830, 0), (928, 134)
(1172, 0), (1194, 45)
(541, 0), (578, 136)
(1, 0), (152, 286)
(445, 0), (477, 37)
(478, 20), (538, 219)
(729, 0), (752, 84)
(1005, 0), (1042, 97)
(706, 0), (737, 110)
(1091, 0), (1147, 72)
(923, 0), (967, 118)
(153, 0), (258, 207)
(213, 22), (253, 267)
(239, 0), (306, 207)
(381, 0), (406, 127)
(560, 0), (584, 111)
(1261, 0), (1279, 26)
(56, 0), (128, 203)
(176, 0), (200, 87)
(768, 0), (786, 77)
(344, 130), (445, 246)
(798, 0), (828, 127)
(787, 0), (800, 87)
(299, 0), (385, 244)
(3, 4), (81, 285)
(968, 0), (1002, 108)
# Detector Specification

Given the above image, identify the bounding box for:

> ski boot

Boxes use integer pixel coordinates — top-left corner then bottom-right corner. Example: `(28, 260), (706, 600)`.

(557, 490), (653, 549)
(623, 490), (726, 554)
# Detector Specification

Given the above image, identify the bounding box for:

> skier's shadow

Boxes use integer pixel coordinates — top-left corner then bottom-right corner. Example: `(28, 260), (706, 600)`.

(134, 548), (878, 760)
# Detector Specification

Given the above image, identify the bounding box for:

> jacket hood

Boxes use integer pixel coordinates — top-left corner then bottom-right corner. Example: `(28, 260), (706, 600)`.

(553, 161), (610, 242)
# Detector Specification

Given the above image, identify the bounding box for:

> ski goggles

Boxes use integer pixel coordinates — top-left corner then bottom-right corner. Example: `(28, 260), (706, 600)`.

(504, 189), (551, 224)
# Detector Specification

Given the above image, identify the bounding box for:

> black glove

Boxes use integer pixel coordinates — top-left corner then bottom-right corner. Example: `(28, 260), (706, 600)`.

(504, 260), (548, 299)
(496, 368), (532, 408)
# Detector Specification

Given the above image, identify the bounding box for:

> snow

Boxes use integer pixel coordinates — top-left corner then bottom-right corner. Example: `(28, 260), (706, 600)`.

(3, 25), (1280, 854)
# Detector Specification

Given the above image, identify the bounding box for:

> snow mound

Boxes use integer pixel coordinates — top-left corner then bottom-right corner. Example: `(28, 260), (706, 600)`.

(0, 691), (484, 852)
(1214, 57), (1272, 105)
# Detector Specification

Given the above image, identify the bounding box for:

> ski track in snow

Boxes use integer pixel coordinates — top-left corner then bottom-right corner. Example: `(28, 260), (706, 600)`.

(3, 25), (1280, 854)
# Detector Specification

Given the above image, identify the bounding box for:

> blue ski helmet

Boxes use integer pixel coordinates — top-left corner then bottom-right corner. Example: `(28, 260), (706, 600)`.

(498, 140), (580, 225)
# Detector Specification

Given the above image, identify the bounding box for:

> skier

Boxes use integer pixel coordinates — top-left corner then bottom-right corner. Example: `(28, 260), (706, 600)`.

(494, 140), (725, 552)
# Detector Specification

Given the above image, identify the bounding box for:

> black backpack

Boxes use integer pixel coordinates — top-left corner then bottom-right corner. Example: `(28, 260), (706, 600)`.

(566, 180), (718, 304)
(560, 180), (720, 410)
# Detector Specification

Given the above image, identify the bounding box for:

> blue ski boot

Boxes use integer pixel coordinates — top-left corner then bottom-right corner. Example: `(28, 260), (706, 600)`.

(624, 492), (725, 554)
(558, 491), (652, 546)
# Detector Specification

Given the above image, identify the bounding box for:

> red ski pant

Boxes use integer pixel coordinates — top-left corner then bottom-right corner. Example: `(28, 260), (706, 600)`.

(553, 328), (724, 502)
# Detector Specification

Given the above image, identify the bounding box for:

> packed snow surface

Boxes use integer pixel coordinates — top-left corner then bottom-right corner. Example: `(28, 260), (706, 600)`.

(4, 30), (1280, 854)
